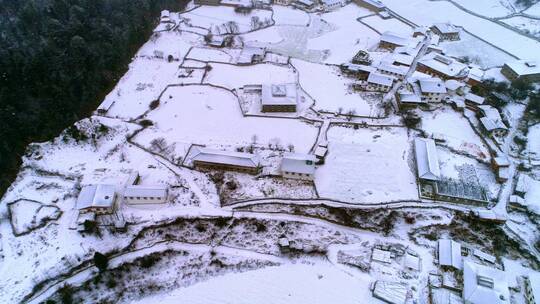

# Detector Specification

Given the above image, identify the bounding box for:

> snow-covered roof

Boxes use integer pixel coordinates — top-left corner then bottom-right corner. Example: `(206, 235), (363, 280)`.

(77, 184), (116, 210)
(124, 185), (168, 198)
(221, 0), (253, 6)
(321, 0), (345, 6)
(372, 248), (392, 263)
(432, 23), (459, 34)
(473, 249), (496, 264)
(360, 0), (385, 9)
(281, 153), (316, 175)
(261, 84), (298, 106)
(367, 72), (395, 87)
(438, 239), (462, 270)
(431, 288), (464, 304)
(394, 46), (420, 57)
(380, 31), (418, 48)
(515, 173), (531, 194)
(418, 53), (468, 78)
(398, 90), (423, 104)
(314, 146), (328, 157)
(373, 281), (408, 304)
(192, 148), (260, 168)
(504, 60), (540, 76)
(465, 93), (485, 105)
(463, 261), (509, 304)
(493, 156), (510, 167)
(161, 10), (170, 18)
(390, 53), (414, 66)
(478, 105), (503, 121)
(414, 138), (441, 181)
(237, 46), (265, 64)
(378, 62), (408, 76)
(419, 78), (447, 94)
(295, 0), (315, 6)
(405, 254), (420, 270)
(445, 79), (464, 91)
(480, 117), (507, 132)
(342, 63), (375, 73)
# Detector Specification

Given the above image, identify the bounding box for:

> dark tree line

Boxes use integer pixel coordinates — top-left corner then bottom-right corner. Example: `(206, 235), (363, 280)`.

(0, 0), (187, 195)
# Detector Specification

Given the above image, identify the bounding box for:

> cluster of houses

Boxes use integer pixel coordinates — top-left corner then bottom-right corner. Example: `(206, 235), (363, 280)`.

(75, 175), (169, 231)
(190, 147), (319, 181)
(433, 239), (540, 304)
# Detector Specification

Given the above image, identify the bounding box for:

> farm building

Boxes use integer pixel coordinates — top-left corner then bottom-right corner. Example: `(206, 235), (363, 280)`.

(396, 89), (424, 109)
(192, 148), (261, 174)
(417, 53), (469, 80)
(379, 31), (419, 50)
(434, 178), (489, 206)
(76, 184), (116, 215)
(352, 50), (372, 65)
(261, 84), (298, 112)
(160, 10), (171, 23)
(274, 0), (292, 5)
(438, 239), (462, 270)
(477, 105), (508, 138)
(96, 99), (115, 115)
(280, 153), (317, 181)
(418, 78), (447, 102)
(123, 185), (168, 204)
(377, 62), (408, 80)
(464, 93), (485, 108)
(354, 0), (385, 12)
(294, 0), (315, 9)
(463, 261), (509, 304)
(237, 46), (266, 65)
(365, 72), (395, 92)
(321, 0), (346, 10)
(431, 23), (460, 41)
(372, 281), (408, 304)
(501, 60), (540, 83)
(414, 137), (441, 181)
(340, 63), (374, 80)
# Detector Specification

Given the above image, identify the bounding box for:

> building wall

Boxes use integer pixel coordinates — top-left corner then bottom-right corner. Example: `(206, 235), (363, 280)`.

(416, 63), (457, 80)
(378, 69), (405, 80)
(282, 171), (314, 181)
(261, 104), (296, 113)
(379, 41), (398, 50)
(124, 195), (167, 204)
(194, 160), (260, 174)
(353, 0), (383, 11)
(366, 83), (391, 92)
(80, 206), (113, 215)
(421, 92), (444, 103)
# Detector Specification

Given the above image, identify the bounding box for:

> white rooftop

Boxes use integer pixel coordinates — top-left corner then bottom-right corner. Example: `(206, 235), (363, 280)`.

(378, 62), (409, 76)
(368, 72), (395, 87)
(465, 93), (485, 105)
(281, 153), (316, 175)
(192, 147), (260, 168)
(432, 23), (459, 34)
(261, 83), (298, 106)
(380, 31), (419, 49)
(419, 78), (447, 94)
(414, 137), (441, 181)
(373, 281), (408, 304)
(504, 59), (540, 76)
(463, 261), (509, 304)
(77, 184), (116, 210)
(438, 239), (462, 270)
(124, 185), (168, 198)
(419, 53), (468, 78)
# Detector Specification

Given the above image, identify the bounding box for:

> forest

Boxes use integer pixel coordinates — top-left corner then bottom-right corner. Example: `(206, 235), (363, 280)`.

(0, 0), (187, 195)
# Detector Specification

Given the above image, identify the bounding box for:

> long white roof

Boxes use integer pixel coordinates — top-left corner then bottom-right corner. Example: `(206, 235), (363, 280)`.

(504, 60), (540, 76)
(192, 147), (260, 168)
(124, 185), (168, 198)
(463, 261), (509, 304)
(414, 138), (441, 181)
(281, 153), (316, 175)
(438, 239), (462, 270)
(368, 72), (395, 86)
(380, 31), (419, 48)
(432, 23), (459, 34)
(419, 78), (447, 94)
(419, 53), (468, 78)
(261, 83), (298, 106)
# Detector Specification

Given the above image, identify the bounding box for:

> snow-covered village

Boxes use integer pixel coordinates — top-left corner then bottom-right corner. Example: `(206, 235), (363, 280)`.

(1, 0), (540, 303)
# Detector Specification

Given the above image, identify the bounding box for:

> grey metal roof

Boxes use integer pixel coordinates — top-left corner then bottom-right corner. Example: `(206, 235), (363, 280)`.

(192, 147), (260, 168)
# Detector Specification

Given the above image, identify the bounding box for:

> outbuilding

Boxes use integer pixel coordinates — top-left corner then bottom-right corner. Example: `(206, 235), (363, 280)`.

(76, 184), (116, 215)
(123, 185), (168, 204)
(280, 153), (317, 181)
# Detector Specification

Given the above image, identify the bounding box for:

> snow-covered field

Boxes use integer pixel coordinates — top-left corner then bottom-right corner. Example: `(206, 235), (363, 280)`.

(361, 15), (412, 35)
(316, 126), (418, 204)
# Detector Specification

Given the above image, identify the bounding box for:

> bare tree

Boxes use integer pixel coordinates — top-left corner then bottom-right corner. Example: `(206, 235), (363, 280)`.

(346, 109), (356, 121)
(287, 144), (295, 152)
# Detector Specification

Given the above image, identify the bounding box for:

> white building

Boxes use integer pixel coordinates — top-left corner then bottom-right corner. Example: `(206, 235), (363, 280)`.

(261, 83), (298, 112)
(463, 261), (509, 304)
(414, 138), (441, 181)
(417, 53), (468, 80)
(418, 78), (447, 102)
(438, 239), (463, 270)
(377, 62), (409, 80)
(124, 185), (169, 204)
(379, 31), (420, 50)
(280, 153), (317, 180)
(192, 147), (261, 174)
(431, 23), (460, 41)
(321, 0), (347, 10)
(478, 105), (508, 138)
(76, 184), (116, 215)
(237, 46), (266, 65)
(366, 72), (395, 92)
(160, 10), (171, 23)
(501, 60), (540, 83)
(464, 93), (485, 107)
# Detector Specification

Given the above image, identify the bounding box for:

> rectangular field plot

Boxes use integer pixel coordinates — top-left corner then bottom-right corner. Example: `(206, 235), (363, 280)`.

(315, 126), (418, 204)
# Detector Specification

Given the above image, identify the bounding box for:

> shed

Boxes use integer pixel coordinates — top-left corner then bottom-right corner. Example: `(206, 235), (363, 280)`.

(76, 184), (116, 215)
(124, 185), (168, 204)
(415, 138), (441, 181)
(438, 239), (462, 270)
(280, 153), (317, 181)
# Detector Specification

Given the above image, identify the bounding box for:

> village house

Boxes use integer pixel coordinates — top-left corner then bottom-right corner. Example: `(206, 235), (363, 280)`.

(464, 92), (485, 109)
(293, 0), (315, 9)
(427, 44), (445, 55)
(418, 78), (447, 102)
(438, 239), (463, 270)
(194, 0), (221, 5)
(445, 79), (465, 95)
(207, 35), (226, 48)
(524, 273), (540, 304)
(192, 147), (261, 174)
(354, 0), (385, 12)
(379, 31), (419, 50)
(352, 49), (372, 65)
(76, 184), (117, 215)
(314, 142), (328, 162)
(477, 105), (509, 138)
(396, 89), (424, 109)
(261, 83), (298, 112)
(123, 185), (169, 205)
(321, 0), (347, 10)
(340, 63), (375, 80)
(96, 99), (115, 115)
(160, 10), (171, 23)
(365, 72), (395, 92)
(501, 60), (540, 83)
(377, 62), (408, 80)
(431, 23), (460, 41)
(413, 26), (429, 37)
(414, 137), (441, 182)
(491, 155), (510, 183)
(274, 0), (293, 5)
(417, 53), (469, 80)
(463, 261), (510, 304)
(221, 0), (253, 7)
(280, 153), (317, 181)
